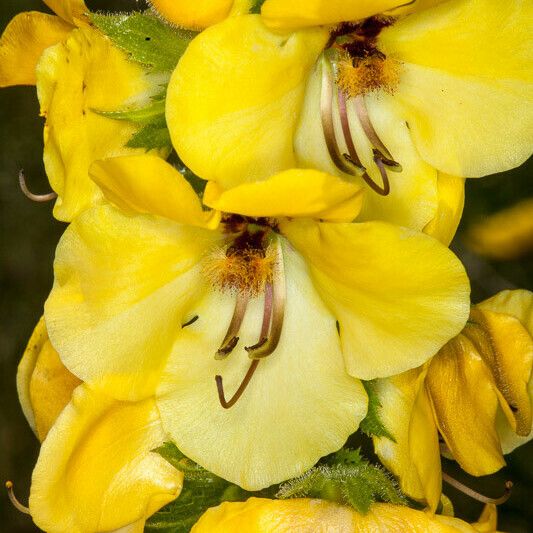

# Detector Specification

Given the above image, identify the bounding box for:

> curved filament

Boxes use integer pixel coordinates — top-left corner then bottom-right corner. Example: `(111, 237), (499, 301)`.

(19, 170), (57, 202)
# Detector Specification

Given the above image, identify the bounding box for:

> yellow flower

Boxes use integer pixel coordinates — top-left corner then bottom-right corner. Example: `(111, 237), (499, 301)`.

(149, 0), (251, 29)
(167, 0), (531, 232)
(466, 198), (533, 261)
(374, 290), (533, 508)
(44, 154), (469, 489)
(0, 0), (87, 87)
(191, 497), (498, 532)
(28, 384), (183, 533)
(17, 317), (82, 442)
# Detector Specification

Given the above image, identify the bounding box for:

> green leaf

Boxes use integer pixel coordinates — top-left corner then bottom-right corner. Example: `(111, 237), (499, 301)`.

(126, 122), (172, 151)
(276, 450), (407, 514)
(360, 380), (395, 441)
(146, 443), (261, 533)
(97, 98), (166, 125)
(91, 12), (196, 72)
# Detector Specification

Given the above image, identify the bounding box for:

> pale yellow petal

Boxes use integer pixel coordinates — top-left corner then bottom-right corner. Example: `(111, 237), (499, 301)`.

(466, 198), (533, 260)
(203, 168), (363, 221)
(90, 155), (220, 229)
(373, 368), (441, 511)
(424, 174), (465, 246)
(0, 12), (72, 87)
(282, 219), (470, 379)
(471, 505), (498, 533)
(426, 335), (505, 476)
(17, 317), (82, 441)
(30, 385), (183, 533)
(149, 0), (248, 29)
(45, 204), (221, 400)
(43, 0), (88, 25)
(157, 241), (367, 490)
(37, 26), (164, 222)
(261, 0), (405, 29)
(379, 0), (533, 177)
(295, 64), (440, 231)
(167, 15), (328, 188)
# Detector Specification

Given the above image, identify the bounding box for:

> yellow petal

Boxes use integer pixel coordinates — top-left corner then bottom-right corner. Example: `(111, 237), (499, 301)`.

(466, 308), (533, 436)
(30, 385), (183, 533)
(374, 368), (441, 511)
(204, 168), (363, 221)
(295, 67), (440, 231)
(426, 334), (505, 476)
(192, 498), (480, 532)
(466, 198), (533, 261)
(471, 505), (498, 533)
(43, 0), (88, 25)
(282, 219), (470, 379)
(424, 174), (465, 246)
(477, 290), (533, 453)
(90, 155), (220, 229)
(149, 0), (249, 29)
(157, 241), (367, 490)
(0, 12), (72, 87)
(379, 0), (533, 177)
(45, 203), (221, 400)
(17, 317), (82, 442)
(167, 15), (328, 188)
(37, 26), (164, 222)
(261, 0), (405, 29)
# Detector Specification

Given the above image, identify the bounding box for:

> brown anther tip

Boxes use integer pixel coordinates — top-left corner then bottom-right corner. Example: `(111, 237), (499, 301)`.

(215, 336), (239, 360)
(5, 481), (13, 489)
(245, 337), (268, 356)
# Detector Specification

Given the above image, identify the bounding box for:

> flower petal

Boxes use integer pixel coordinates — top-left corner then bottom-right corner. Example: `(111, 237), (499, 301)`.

(295, 64), (440, 231)
(0, 12), (72, 87)
(373, 368), (441, 511)
(167, 15), (328, 188)
(379, 0), (533, 177)
(45, 203), (220, 400)
(37, 26), (164, 222)
(426, 334), (505, 476)
(282, 219), (470, 379)
(30, 385), (182, 533)
(157, 241), (367, 490)
(203, 168), (363, 221)
(43, 0), (88, 25)
(90, 155), (220, 229)
(423, 174), (465, 246)
(261, 0), (405, 29)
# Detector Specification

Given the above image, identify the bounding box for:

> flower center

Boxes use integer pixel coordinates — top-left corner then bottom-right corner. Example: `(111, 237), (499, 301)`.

(320, 17), (403, 196)
(203, 216), (286, 409)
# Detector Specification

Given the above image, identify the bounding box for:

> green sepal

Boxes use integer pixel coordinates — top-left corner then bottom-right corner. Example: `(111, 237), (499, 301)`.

(97, 97), (166, 125)
(276, 448), (407, 514)
(360, 380), (396, 442)
(91, 12), (196, 72)
(250, 0), (267, 14)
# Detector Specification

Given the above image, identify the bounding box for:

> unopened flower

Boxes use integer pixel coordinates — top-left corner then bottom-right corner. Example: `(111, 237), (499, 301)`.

(44, 154), (469, 489)
(167, 0), (531, 232)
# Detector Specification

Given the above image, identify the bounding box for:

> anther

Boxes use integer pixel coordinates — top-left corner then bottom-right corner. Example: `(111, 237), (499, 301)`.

(442, 473), (513, 505)
(19, 170), (57, 202)
(246, 239), (286, 359)
(181, 315), (199, 328)
(215, 360), (260, 409)
(215, 292), (249, 359)
(354, 96), (393, 160)
(5, 481), (31, 515)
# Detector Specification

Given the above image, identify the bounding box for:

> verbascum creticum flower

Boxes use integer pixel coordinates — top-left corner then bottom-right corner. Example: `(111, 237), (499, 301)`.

(374, 290), (533, 508)
(167, 0), (531, 232)
(43, 154), (469, 489)
(149, 0), (252, 29)
(0, 0), (87, 87)
(190, 497), (499, 532)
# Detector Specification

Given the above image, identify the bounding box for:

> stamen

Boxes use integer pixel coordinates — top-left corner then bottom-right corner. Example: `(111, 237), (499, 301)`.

(442, 473), (513, 505)
(244, 282), (273, 352)
(215, 360), (260, 409)
(19, 170), (57, 202)
(181, 315), (199, 328)
(337, 89), (365, 171)
(354, 96), (392, 160)
(388, 0), (417, 12)
(5, 481), (31, 515)
(246, 239), (286, 359)
(371, 151), (391, 196)
(215, 293), (249, 360)
(320, 60), (356, 176)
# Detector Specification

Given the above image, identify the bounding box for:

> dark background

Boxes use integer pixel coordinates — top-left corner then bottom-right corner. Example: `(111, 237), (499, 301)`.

(1, 1), (531, 531)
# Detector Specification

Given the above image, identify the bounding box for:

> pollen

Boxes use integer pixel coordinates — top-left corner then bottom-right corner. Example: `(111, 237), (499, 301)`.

(336, 54), (399, 98)
(203, 245), (276, 296)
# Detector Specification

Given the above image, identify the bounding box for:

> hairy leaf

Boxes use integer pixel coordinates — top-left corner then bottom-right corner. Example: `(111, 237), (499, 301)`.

(360, 380), (396, 441)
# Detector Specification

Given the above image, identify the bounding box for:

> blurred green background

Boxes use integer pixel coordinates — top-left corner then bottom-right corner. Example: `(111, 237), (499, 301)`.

(0, 1), (531, 531)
